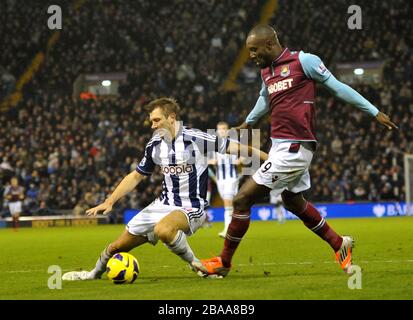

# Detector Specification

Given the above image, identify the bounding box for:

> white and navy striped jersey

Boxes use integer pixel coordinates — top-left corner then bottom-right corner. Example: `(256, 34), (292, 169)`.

(136, 126), (229, 208)
(215, 153), (238, 181)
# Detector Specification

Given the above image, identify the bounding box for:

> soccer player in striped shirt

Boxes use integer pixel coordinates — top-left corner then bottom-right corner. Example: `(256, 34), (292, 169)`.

(195, 25), (397, 278)
(208, 122), (242, 238)
(62, 98), (267, 281)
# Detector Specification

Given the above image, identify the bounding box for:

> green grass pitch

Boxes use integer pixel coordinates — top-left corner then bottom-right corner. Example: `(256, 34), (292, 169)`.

(1, 217), (412, 300)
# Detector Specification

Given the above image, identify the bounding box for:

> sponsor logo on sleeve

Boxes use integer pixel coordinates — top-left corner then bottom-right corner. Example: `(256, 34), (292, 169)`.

(318, 62), (328, 75)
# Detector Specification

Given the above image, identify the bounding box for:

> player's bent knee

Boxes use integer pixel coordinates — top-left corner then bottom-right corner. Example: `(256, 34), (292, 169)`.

(154, 223), (176, 243)
(233, 192), (252, 211)
(282, 192), (305, 213)
(107, 242), (122, 255)
(108, 235), (137, 254)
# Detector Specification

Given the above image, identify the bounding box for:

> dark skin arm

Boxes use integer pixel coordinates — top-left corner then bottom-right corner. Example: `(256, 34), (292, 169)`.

(375, 112), (398, 130)
(235, 113), (398, 131)
(232, 122), (251, 133)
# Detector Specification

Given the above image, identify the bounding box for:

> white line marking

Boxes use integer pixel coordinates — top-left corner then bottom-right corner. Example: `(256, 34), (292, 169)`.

(4, 260), (413, 273)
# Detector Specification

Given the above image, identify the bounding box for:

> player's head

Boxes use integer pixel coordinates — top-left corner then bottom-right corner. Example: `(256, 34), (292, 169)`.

(216, 121), (229, 138)
(246, 24), (281, 68)
(145, 97), (180, 137)
(11, 177), (18, 186)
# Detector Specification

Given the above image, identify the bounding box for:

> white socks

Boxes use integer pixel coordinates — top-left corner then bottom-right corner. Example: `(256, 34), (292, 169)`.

(223, 206), (233, 234)
(277, 206), (285, 223)
(88, 232), (195, 278)
(165, 230), (195, 263)
(89, 247), (112, 279)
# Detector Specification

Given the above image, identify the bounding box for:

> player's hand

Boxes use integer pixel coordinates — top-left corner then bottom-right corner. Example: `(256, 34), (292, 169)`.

(229, 122), (251, 140)
(375, 112), (398, 130)
(231, 122), (251, 133)
(86, 200), (113, 216)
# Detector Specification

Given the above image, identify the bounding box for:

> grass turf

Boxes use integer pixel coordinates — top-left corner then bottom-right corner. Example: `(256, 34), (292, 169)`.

(0, 217), (412, 300)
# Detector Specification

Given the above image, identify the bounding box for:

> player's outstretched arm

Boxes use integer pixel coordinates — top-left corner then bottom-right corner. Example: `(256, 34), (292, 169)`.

(323, 75), (398, 130)
(226, 140), (268, 162)
(86, 170), (144, 216)
(300, 52), (398, 131)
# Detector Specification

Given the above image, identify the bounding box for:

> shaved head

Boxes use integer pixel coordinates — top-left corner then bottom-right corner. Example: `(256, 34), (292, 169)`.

(246, 25), (282, 68)
(247, 25), (279, 44)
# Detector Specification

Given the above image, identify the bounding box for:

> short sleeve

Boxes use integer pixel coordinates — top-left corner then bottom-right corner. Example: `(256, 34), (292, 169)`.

(135, 141), (157, 176)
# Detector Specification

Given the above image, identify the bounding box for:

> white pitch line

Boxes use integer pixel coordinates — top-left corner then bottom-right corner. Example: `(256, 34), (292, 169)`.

(4, 259), (413, 274)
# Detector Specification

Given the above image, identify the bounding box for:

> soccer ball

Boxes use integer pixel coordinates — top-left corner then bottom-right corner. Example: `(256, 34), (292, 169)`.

(106, 252), (140, 284)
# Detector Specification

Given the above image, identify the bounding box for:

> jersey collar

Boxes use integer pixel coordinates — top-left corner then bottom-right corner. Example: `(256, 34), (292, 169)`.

(272, 47), (288, 66)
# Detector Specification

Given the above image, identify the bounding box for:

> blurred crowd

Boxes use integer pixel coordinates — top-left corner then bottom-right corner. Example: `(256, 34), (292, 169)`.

(1, 0), (412, 217)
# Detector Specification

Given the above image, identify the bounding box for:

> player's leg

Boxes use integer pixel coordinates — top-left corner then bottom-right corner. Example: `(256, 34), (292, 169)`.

(276, 204), (285, 224)
(282, 190), (343, 249)
(195, 172), (271, 277)
(220, 177), (270, 268)
(154, 210), (198, 265)
(12, 212), (20, 231)
(63, 230), (147, 280)
(270, 190), (285, 223)
(202, 180), (213, 228)
(88, 230), (148, 279)
(282, 190), (354, 273)
(9, 203), (21, 231)
(219, 198), (233, 238)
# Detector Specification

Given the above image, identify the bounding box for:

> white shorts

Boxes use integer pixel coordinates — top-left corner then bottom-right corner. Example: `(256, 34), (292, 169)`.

(8, 202), (22, 216)
(217, 178), (239, 200)
(253, 140), (314, 198)
(126, 199), (206, 245)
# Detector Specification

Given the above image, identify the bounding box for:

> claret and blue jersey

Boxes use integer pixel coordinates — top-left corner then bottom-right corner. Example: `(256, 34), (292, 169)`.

(136, 126), (229, 209)
(246, 48), (380, 142)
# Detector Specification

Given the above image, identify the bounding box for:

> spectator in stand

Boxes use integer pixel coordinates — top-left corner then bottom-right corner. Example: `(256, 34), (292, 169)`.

(0, 1), (411, 215)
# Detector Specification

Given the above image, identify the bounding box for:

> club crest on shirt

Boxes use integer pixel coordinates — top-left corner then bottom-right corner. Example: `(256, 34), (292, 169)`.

(280, 64), (290, 77)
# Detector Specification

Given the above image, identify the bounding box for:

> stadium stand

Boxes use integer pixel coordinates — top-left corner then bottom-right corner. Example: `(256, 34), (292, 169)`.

(0, 0), (412, 217)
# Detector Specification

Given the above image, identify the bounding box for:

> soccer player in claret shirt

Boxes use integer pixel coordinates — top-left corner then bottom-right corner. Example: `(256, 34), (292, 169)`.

(193, 25), (398, 278)
(62, 98), (267, 281)
(4, 177), (25, 231)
